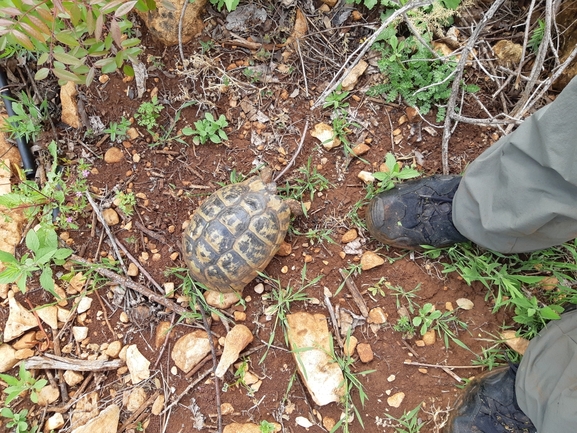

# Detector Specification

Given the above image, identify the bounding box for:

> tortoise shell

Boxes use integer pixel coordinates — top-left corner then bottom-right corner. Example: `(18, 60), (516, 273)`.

(183, 172), (290, 293)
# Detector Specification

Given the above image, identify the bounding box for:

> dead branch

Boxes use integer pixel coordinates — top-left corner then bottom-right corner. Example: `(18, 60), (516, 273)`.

(440, 0), (506, 174)
(338, 268), (369, 317)
(71, 254), (190, 316)
(25, 353), (124, 371)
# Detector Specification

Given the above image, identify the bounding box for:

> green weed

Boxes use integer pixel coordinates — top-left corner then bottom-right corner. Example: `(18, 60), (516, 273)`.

(104, 117), (131, 142)
(114, 191), (136, 216)
(372, 153), (421, 193)
(529, 19), (546, 52)
(278, 156), (332, 216)
(259, 420), (277, 433)
(367, 277), (388, 298)
(259, 266), (321, 363)
(393, 315), (415, 335)
(346, 153), (420, 228)
(292, 227), (335, 245)
(423, 241), (577, 337)
(324, 85), (350, 110)
(380, 403), (425, 433)
(0, 363), (47, 406)
(0, 223), (73, 296)
(0, 408), (38, 433)
(369, 26), (457, 121)
(182, 112), (228, 145)
(329, 335), (375, 433)
(388, 282), (421, 314)
(0, 141), (90, 229)
(0, 92), (48, 142)
(135, 96), (164, 132)
(209, 0), (240, 12)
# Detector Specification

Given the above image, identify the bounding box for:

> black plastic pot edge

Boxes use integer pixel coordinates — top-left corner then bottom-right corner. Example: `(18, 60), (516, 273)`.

(0, 66), (37, 180)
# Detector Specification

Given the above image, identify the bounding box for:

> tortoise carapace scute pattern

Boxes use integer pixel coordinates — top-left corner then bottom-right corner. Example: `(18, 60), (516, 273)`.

(183, 173), (290, 293)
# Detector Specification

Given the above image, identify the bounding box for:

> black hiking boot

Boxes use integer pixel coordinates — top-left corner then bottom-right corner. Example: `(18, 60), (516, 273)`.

(366, 175), (468, 249)
(446, 365), (537, 433)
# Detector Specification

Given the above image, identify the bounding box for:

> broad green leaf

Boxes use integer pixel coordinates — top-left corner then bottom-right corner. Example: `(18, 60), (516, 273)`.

(53, 50), (85, 66)
(53, 66), (84, 84)
(115, 1), (137, 17)
(39, 266), (54, 293)
(54, 30), (81, 47)
(0, 250), (18, 264)
(11, 28), (34, 50)
(540, 306), (561, 320)
(53, 248), (73, 261)
(0, 266), (22, 284)
(34, 67), (50, 80)
(25, 228), (40, 252)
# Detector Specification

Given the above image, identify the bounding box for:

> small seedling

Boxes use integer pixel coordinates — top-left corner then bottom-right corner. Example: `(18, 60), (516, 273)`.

(104, 117), (131, 142)
(134, 96), (164, 132)
(0, 408), (38, 433)
(0, 93), (48, 143)
(328, 335), (375, 433)
(381, 403), (425, 433)
(372, 153), (421, 194)
(0, 223), (73, 297)
(259, 420), (277, 433)
(183, 112), (228, 145)
(259, 266), (320, 363)
(388, 283), (421, 313)
(115, 191), (137, 216)
(393, 315), (415, 335)
(292, 227), (335, 246)
(0, 363), (48, 406)
(367, 277), (388, 298)
(323, 85), (350, 110)
(278, 156), (332, 215)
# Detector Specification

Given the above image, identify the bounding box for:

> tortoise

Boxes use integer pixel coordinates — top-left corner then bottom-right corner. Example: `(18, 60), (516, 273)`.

(182, 168), (295, 293)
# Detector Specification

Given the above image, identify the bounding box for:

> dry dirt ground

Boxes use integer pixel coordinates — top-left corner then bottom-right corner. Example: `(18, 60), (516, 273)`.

(0, 1), (551, 432)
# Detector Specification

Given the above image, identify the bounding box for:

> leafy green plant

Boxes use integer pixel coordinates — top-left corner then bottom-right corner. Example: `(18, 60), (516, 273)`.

(0, 141), (90, 229)
(292, 227), (335, 245)
(104, 117), (131, 142)
(182, 112), (228, 145)
(114, 191), (136, 216)
(0, 0), (154, 85)
(278, 156), (332, 216)
(388, 282), (421, 313)
(393, 315), (415, 335)
(510, 296), (563, 336)
(329, 335), (375, 433)
(412, 302), (469, 349)
(0, 92), (48, 142)
(381, 403), (425, 433)
(209, 0), (240, 12)
(259, 420), (277, 433)
(423, 241), (577, 337)
(367, 277), (388, 298)
(369, 26), (457, 121)
(373, 153), (421, 194)
(0, 223), (73, 296)
(134, 96), (164, 132)
(529, 19), (545, 52)
(0, 363), (47, 406)
(259, 266), (321, 363)
(324, 85), (350, 110)
(0, 408), (38, 433)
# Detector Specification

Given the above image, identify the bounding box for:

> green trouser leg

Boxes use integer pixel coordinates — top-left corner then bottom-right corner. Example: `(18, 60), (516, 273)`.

(452, 76), (577, 253)
(516, 309), (577, 432)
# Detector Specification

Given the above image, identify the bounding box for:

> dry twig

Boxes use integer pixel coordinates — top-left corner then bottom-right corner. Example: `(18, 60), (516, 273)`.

(440, 0), (506, 174)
